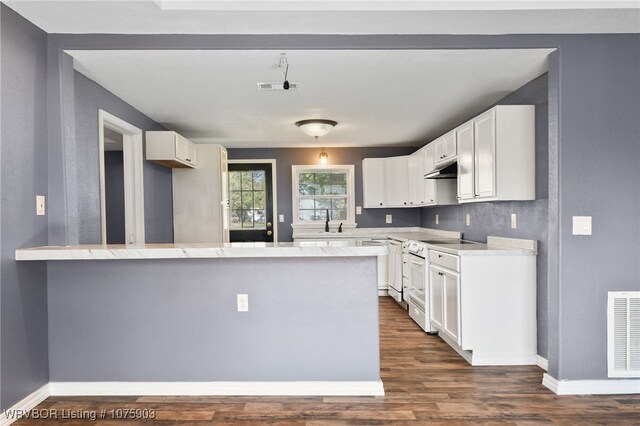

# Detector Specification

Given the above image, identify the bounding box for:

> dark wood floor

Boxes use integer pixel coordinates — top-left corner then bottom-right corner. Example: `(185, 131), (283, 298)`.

(18, 297), (640, 425)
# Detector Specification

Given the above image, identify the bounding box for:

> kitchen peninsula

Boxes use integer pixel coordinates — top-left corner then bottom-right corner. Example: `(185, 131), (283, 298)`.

(15, 242), (386, 396)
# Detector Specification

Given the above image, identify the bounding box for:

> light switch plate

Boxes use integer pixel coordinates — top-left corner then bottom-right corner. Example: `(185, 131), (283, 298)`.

(385, 214), (392, 224)
(36, 195), (46, 216)
(435, 214), (439, 225)
(278, 214), (284, 223)
(356, 206), (362, 215)
(572, 216), (592, 235)
(465, 213), (471, 226)
(511, 213), (517, 229)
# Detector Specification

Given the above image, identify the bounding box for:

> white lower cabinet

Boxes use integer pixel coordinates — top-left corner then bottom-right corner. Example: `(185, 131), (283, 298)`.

(428, 248), (537, 366)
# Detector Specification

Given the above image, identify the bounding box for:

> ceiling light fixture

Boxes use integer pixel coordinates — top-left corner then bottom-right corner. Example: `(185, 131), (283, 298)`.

(295, 119), (338, 139)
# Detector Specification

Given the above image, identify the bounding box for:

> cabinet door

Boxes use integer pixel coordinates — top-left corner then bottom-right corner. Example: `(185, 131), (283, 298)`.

(362, 159), (386, 208)
(424, 179), (436, 205)
(456, 121), (474, 201)
(423, 142), (436, 175)
(435, 131), (456, 165)
(474, 109), (496, 198)
(175, 135), (190, 162)
(429, 266), (444, 330)
(443, 130), (457, 159)
(409, 151), (424, 206)
(434, 137), (445, 164)
(443, 271), (461, 346)
(384, 156), (410, 207)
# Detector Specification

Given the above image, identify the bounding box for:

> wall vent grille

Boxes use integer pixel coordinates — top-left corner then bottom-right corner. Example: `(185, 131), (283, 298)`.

(257, 82), (299, 91)
(608, 291), (640, 378)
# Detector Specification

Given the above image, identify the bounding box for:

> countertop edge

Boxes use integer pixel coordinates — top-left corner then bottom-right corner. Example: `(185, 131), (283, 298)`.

(15, 245), (388, 261)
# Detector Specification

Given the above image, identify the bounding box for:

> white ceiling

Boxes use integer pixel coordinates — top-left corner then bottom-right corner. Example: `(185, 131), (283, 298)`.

(69, 49), (552, 148)
(5, 1), (639, 34)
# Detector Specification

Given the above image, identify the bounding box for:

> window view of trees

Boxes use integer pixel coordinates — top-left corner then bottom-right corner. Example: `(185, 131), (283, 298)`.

(297, 172), (348, 221)
(229, 170), (266, 229)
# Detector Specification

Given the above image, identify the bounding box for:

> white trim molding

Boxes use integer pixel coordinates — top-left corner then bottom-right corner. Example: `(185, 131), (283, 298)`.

(49, 381), (385, 397)
(536, 355), (549, 371)
(542, 373), (640, 395)
(0, 384), (50, 426)
(98, 109), (145, 245)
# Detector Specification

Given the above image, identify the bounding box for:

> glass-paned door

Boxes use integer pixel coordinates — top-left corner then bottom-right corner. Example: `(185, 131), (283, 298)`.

(228, 163), (274, 242)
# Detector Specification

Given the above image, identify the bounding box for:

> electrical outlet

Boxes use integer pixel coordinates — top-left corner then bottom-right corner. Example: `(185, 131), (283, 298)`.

(511, 213), (517, 229)
(572, 216), (592, 235)
(385, 214), (392, 224)
(356, 206), (362, 215)
(237, 294), (249, 312)
(36, 195), (46, 216)
(435, 214), (439, 225)
(465, 213), (471, 226)
(278, 214), (284, 223)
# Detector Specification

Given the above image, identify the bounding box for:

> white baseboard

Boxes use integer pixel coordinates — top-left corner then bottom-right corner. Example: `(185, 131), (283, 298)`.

(543, 373), (640, 395)
(377, 290), (388, 296)
(471, 353), (538, 366)
(536, 355), (549, 371)
(49, 381), (385, 397)
(0, 384), (50, 426)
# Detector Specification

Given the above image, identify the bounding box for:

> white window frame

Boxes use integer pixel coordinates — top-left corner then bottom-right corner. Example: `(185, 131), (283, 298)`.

(292, 165), (356, 226)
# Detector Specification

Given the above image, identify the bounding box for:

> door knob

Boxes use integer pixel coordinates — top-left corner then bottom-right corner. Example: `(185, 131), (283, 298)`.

(266, 222), (272, 227)
(267, 230), (273, 236)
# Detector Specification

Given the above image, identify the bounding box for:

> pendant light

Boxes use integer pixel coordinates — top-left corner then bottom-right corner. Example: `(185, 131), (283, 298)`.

(319, 149), (329, 164)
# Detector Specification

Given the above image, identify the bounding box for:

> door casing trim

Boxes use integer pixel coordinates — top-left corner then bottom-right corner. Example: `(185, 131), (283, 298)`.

(98, 109), (145, 245)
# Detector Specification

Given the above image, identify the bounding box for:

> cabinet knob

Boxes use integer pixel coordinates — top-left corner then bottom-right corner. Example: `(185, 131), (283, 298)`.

(438, 254), (442, 258)
(404, 202), (407, 205)
(438, 272), (444, 276)
(379, 203), (383, 206)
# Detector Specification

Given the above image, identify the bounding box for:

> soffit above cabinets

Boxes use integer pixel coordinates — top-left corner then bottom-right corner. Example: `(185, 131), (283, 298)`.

(67, 49), (553, 148)
(4, 1), (639, 34)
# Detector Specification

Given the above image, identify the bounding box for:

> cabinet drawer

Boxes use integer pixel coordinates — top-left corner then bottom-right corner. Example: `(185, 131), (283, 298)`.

(428, 250), (460, 272)
(409, 301), (427, 330)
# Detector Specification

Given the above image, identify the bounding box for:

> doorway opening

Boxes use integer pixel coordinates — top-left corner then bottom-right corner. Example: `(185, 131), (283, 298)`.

(228, 160), (277, 242)
(98, 110), (145, 245)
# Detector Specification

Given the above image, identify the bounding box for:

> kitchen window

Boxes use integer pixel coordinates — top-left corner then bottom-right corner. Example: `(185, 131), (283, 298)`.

(292, 165), (355, 225)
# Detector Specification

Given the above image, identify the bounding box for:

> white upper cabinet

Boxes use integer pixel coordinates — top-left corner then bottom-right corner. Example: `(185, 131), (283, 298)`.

(146, 131), (197, 168)
(409, 150), (425, 206)
(456, 121), (475, 201)
(423, 142), (436, 176)
(384, 156), (410, 207)
(362, 158), (386, 208)
(458, 105), (535, 203)
(434, 130), (457, 165)
(362, 156), (410, 208)
(474, 109), (497, 199)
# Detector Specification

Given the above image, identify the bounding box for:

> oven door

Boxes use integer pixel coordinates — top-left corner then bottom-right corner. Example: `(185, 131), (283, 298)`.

(408, 254), (426, 308)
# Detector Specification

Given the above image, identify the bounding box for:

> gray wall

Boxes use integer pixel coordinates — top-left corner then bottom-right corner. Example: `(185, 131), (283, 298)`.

(554, 37), (639, 380)
(420, 73), (550, 357)
(228, 147), (420, 242)
(0, 12), (636, 410)
(48, 257), (379, 381)
(104, 151), (125, 244)
(74, 71), (173, 244)
(0, 4), (50, 411)
(44, 33), (640, 382)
